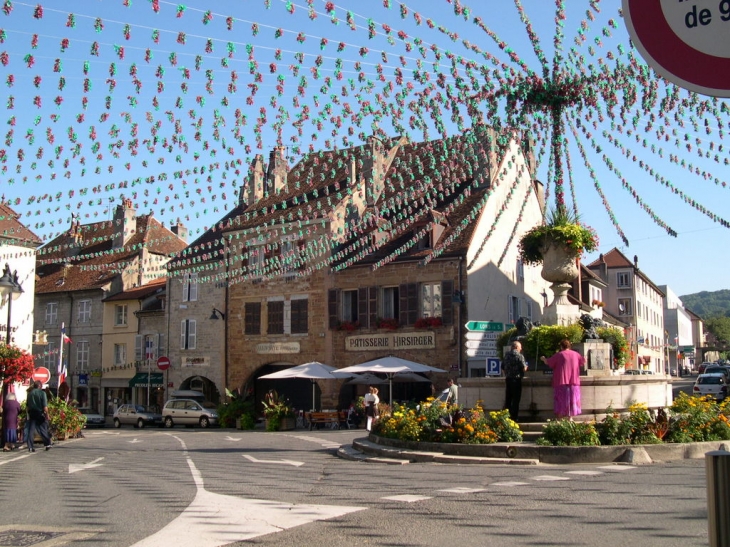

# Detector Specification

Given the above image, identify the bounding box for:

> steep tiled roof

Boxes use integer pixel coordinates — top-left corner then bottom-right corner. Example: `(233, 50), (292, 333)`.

(171, 130), (509, 276)
(0, 202), (43, 247)
(103, 277), (166, 302)
(36, 214), (187, 294)
(586, 248), (633, 269)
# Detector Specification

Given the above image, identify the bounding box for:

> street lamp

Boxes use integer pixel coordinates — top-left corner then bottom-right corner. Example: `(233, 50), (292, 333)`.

(0, 263), (23, 345)
(209, 307), (226, 320)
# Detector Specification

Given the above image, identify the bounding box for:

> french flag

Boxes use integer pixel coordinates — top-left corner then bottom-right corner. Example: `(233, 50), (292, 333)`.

(58, 326), (70, 385)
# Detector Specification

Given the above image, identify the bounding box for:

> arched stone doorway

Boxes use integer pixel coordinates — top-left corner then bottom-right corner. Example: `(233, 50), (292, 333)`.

(179, 375), (220, 404)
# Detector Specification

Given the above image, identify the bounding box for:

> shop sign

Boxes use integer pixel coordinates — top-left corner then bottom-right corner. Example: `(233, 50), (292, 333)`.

(181, 356), (211, 367)
(345, 332), (435, 351)
(256, 342), (301, 354)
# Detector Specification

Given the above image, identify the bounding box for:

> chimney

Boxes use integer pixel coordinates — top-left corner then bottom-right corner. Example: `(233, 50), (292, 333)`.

(171, 221), (188, 243)
(633, 255), (639, 269)
(244, 154), (265, 206)
(266, 146), (289, 195)
(363, 137), (386, 207)
(112, 198), (136, 250)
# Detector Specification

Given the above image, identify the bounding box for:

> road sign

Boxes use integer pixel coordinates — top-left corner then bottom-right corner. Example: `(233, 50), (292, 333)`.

(465, 332), (501, 341)
(157, 356), (171, 371)
(486, 358), (501, 376)
(680, 345), (694, 353)
(623, 0), (730, 96)
(32, 367), (51, 384)
(465, 321), (504, 332)
(465, 340), (497, 350)
(466, 349), (497, 358)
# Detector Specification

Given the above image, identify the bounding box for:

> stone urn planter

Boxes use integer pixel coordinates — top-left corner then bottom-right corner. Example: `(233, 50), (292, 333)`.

(540, 239), (579, 306)
(264, 416), (296, 431)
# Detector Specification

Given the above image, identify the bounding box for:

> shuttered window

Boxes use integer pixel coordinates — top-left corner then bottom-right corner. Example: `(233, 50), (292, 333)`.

(291, 299), (308, 334)
(268, 301), (284, 334)
(245, 302), (261, 335)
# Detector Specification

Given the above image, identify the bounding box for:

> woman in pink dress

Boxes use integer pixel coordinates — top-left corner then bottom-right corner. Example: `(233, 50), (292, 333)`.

(540, 339), (585, 418)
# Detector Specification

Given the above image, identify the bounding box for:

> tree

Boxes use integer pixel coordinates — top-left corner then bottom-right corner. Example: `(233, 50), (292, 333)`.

(705, 316), (730, 346)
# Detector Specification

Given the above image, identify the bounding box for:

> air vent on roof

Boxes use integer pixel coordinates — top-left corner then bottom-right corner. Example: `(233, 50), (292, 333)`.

(55, 278), (64, 286)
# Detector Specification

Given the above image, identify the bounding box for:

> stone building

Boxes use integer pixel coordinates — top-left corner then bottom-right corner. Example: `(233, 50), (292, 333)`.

(587, 249), (666, 372)
(34, 200), (187, 413)
(169, 128), (546, 411)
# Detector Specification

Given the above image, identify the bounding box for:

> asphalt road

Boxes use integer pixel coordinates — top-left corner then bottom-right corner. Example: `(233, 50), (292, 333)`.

(0, 426), (711, 547)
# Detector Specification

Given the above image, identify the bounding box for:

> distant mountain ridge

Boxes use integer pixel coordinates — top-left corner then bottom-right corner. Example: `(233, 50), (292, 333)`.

(680, 290), (730, 319)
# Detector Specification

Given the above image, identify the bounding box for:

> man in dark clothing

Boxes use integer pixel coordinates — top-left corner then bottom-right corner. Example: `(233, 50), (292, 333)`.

(26, 381), (52, 452)
(503, 341), (528, 422)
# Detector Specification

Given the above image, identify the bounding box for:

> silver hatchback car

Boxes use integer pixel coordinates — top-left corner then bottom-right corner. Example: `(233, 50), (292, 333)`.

(162, 399), (219, 428)
(113, 404), (163, 429)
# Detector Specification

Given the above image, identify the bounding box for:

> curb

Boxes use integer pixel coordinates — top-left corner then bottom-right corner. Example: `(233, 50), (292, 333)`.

(341, 435), (730, 465)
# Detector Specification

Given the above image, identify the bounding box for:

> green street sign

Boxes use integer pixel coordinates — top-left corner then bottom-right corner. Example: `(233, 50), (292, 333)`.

(465, 321), (504, 332)
(680, 345), (694, 353)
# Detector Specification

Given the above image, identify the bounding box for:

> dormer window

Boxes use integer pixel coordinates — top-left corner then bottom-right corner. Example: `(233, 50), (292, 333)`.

(416, 231), (431, 250)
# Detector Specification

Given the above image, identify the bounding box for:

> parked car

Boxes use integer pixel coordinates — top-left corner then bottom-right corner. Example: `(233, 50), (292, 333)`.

(78, 407), (105, 428)
(162, 398), (219, 428)
(113, 404), (163, 428)
(623, 369), (642, 375)
(703, 366), (730, 380)
(698, 362), (714, 375)
(693, 374), (727, 401)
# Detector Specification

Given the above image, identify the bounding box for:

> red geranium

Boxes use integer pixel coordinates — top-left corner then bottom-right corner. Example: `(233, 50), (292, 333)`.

(0, 344), (35, 385)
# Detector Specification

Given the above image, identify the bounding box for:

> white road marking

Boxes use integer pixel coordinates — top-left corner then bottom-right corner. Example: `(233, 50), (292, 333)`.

(131, 436), (364, 547)
(437, 487), (487, 494)
(491, 481), (529, 486)
(224, 436), (241, 441)
(0, 453), (32, 465)
(69, 457), (104, 474)
(243, 454), (305, 467)
(596, 465), (637, 471)
(89, 431), (119, 435)
(565, 470), (604, 476)
(381, 495), (432, 503)
(531, 475), (570, 481)
(128, 439), (142, 444)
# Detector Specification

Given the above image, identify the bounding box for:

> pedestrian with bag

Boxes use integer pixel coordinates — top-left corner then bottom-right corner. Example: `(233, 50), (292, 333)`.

(26, 380), (53, 452)
(503, 340), (528, 422)
(2, 393), (20, 451)
(364, 386), (380, 432)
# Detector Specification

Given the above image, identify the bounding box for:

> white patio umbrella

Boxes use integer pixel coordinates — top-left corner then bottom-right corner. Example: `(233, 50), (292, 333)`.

(345, 372), (387, 385)
(258, 361), (353, 410)
(338, 356), (445, 406)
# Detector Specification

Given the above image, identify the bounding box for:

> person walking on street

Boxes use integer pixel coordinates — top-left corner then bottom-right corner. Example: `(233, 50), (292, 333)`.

(540, 339), (585, 419)
(503, 341), (528, 422)
(26, 381), (53, 452)
(2, 393), (21, 451)
(364, 386), (380, 432)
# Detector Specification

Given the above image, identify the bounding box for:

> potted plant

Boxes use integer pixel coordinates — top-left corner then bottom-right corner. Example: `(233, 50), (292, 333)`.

(262, 389), (296, 431)
(518, 208), (598, 305)
(376, 317), (399, 330)
(415, 316), (443, 329)
(337, 320), (359, 332)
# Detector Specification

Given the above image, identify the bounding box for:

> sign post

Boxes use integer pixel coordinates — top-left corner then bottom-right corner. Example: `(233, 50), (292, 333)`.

(623, 0), (730, 96)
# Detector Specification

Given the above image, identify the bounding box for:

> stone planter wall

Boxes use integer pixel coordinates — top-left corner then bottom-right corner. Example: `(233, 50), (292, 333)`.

(461, 374), (673, 420)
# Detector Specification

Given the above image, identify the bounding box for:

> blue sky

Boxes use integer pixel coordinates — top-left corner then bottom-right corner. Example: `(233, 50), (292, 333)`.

(0, 0), (728, 297)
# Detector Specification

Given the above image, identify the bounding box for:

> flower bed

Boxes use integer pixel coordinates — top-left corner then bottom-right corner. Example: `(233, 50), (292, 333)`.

(373, 398), (522, 444)
(537, 394), (730, 446)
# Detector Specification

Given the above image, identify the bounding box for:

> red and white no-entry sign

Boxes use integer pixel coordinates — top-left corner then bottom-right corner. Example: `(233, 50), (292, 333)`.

(32, 367), (51, 384)
(157, 356), (171, 371)
(623, 0), (730, 96)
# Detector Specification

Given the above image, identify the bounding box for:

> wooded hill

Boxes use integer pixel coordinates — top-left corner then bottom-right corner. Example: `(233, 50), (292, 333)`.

(680, 290), (730, 319)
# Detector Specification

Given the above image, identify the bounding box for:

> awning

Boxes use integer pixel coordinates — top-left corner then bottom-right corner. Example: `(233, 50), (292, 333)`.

(129, 373), (164, 388)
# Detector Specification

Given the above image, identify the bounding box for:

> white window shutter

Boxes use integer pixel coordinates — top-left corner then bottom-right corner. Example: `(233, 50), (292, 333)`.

(135, 334), (143, 361)
(181, 320), (186, 349)
(182, 275), (190, 302)
(157, 333), (165, 360)
(189, 320), (197, 349)
(190, 273), (198, 301)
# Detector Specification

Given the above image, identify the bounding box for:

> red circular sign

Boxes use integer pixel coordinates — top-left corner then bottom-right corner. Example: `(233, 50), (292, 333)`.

(32, 367), (51, 383)
(623, 0), (730, 96)
(157, 356), (171, 371)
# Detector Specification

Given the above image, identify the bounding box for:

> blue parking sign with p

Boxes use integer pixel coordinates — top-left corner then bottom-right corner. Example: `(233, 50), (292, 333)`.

(486, 358), (501, 376)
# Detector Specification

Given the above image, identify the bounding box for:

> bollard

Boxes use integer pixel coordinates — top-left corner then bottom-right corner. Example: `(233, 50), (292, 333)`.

(706, 450), (730, 547)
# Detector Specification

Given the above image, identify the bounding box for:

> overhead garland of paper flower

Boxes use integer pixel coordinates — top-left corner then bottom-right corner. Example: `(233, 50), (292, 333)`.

(0, 0), (728, 281)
